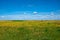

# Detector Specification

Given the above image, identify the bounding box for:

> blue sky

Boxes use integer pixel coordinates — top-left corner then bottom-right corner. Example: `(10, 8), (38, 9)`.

(0, 0), (60, 20)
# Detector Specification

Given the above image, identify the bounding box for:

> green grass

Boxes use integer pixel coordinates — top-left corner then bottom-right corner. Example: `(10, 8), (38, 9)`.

(0, 20), (60, 40)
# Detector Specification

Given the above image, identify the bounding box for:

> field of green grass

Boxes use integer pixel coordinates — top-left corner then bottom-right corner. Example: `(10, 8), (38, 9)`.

(0, 20), (60, 40)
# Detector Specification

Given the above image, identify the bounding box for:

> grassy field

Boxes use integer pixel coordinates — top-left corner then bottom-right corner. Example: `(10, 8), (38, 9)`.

(0, 20), (60, 40)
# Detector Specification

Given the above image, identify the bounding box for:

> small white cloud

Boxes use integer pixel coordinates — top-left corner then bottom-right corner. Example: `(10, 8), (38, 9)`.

(33, 12), (37, 13)
(1, 16), (5, 18)
(33, 11), (38, 15)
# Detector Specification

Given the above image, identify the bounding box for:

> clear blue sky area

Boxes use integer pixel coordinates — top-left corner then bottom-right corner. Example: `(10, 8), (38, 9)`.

(0, 0), (60, 20)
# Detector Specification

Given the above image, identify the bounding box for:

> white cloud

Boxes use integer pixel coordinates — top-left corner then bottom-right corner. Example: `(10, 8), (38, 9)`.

(33, 11), (37, 13)
(33, 11), (38, 15)
(0, 10), (60, 20)
(0, 16), (5, 18)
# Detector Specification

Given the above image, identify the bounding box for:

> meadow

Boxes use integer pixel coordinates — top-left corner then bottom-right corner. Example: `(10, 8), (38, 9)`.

(0, 20), (60, 40)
